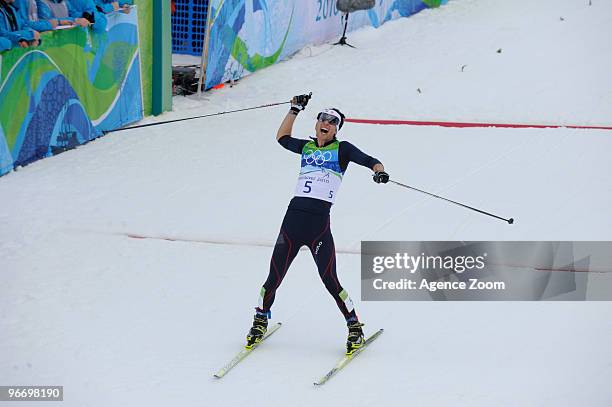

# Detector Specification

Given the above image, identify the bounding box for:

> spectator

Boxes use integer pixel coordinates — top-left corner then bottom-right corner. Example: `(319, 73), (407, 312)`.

(68, 0), (106, 32)
(36, 0), (87, 28)
(0, 34), (11, 50)
(95, 0), (132, 14)
(15, 0), (55, 32)
(0, 0), (40, 48)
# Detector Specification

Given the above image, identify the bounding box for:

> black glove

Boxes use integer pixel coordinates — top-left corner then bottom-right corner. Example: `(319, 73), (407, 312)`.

(290, 94), (311, 114)
(82, 11), (95, 24)
(373, 171), (389, 184)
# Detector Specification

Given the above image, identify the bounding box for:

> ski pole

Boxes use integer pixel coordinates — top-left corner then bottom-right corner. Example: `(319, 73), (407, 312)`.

(104, 101), (292, 134)
(389, 179), (515, 224)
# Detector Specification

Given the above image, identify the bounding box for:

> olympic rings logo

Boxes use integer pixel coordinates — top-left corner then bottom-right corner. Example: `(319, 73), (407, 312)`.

(304, 150), (332, 166)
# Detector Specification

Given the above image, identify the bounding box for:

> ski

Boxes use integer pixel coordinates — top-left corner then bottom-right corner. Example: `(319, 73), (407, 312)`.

(213, 322), (282, 379)
(314, 328), (384, 386)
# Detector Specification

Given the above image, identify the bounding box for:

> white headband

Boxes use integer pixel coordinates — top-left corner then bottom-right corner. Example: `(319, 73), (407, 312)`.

(319, 108), (342, 124)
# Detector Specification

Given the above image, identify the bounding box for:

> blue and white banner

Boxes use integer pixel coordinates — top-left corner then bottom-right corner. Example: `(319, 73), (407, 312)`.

(205, 0), (448, 89)
(0, 9), (143, 176)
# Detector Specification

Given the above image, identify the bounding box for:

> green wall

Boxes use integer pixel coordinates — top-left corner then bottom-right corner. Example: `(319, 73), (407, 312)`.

(135, 0), (172, 116)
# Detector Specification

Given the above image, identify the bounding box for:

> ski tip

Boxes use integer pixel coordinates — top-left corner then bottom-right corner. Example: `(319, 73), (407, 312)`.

(213, 374), (222, 379)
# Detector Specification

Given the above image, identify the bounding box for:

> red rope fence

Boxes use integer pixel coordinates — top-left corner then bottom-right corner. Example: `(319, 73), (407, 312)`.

(345, 118), (612, 131)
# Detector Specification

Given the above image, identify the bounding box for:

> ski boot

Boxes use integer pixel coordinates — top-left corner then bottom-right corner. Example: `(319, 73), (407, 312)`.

(245, 311), (268, 349)
(346, 320), (365, 355)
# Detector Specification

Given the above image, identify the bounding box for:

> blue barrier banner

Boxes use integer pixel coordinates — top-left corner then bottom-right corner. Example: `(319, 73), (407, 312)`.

(0, 9), (143, 176)
(204, 0), (448, 89)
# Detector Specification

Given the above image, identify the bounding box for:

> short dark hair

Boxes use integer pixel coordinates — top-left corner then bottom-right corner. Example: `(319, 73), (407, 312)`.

(330, 108), (345, 129)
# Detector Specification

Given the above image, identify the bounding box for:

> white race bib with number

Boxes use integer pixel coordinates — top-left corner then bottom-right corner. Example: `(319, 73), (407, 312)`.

(293, 141), (344, 203)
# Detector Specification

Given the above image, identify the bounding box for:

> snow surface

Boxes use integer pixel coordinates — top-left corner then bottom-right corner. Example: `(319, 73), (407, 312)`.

(2, 0), (612, 406)
(172, 54), (202, 67)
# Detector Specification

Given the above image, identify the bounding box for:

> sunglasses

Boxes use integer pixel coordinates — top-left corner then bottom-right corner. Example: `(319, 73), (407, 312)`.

(317, 112), (340, 126)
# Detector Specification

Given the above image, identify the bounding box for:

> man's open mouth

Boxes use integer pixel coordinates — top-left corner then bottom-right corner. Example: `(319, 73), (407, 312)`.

(321, 128), (329, 134)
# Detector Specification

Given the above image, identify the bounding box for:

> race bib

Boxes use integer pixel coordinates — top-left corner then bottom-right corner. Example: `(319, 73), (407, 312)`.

(293, 141), (344, 203)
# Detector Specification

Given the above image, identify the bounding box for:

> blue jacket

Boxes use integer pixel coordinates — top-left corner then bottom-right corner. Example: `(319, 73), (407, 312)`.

(14, 0), (53, 32)
(68, 0), (107, 32)
(94, 0), (132, 14)
(0, 0), (36, 45)
(36, 0), (76, 24)
(0, 35), (11, 51)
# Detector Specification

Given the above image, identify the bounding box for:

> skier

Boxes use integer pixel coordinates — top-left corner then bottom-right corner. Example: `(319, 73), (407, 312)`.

(246, 94), (389, 355)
